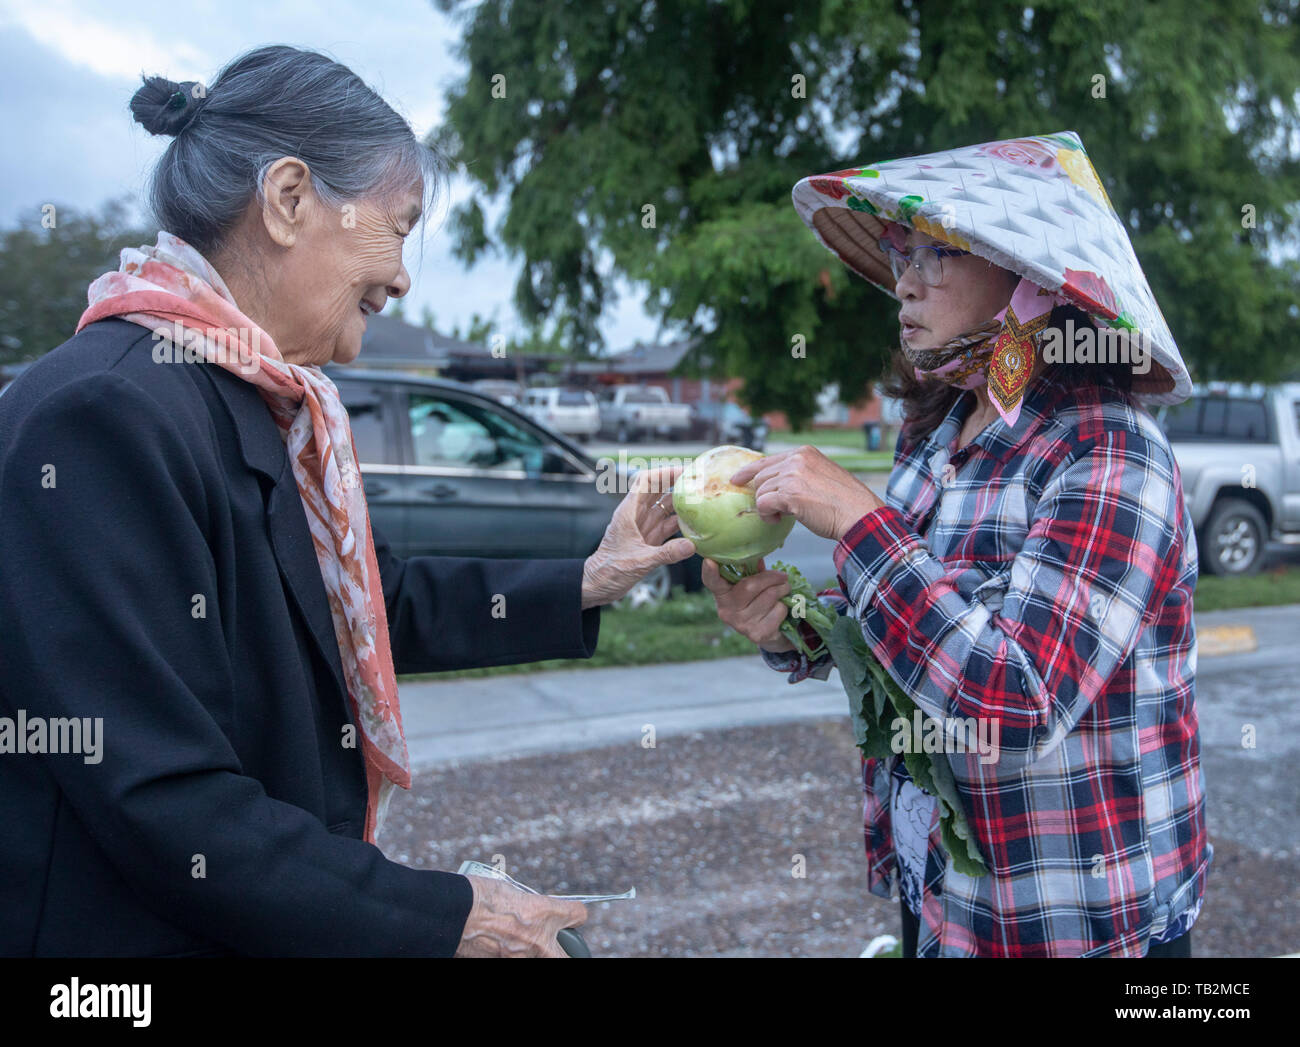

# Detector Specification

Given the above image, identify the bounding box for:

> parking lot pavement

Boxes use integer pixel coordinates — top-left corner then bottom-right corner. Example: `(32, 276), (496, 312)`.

(386, 603), (1300, 956)
(399, 654), (846, 773)
(381, 718), (894, 957)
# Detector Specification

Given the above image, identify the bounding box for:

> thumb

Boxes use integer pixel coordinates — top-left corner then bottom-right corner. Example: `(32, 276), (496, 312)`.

(655, 537), (696, 565)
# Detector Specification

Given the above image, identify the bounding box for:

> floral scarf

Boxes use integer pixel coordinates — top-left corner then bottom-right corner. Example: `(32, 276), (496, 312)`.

(76, 231), (410, 845)
(910, 277), (1064, 427)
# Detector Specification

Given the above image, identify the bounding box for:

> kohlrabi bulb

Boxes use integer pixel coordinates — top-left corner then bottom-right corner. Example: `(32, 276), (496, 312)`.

(672, 445), (795, 568)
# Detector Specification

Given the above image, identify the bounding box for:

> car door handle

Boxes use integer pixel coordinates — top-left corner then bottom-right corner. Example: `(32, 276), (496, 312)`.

(424, 483), (458, 499)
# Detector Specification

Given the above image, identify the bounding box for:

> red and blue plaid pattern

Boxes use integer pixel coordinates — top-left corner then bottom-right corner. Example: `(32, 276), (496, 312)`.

(764, 369), (1211, 956)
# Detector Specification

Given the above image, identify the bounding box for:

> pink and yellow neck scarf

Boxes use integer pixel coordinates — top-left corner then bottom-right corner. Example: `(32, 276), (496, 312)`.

(77, 231), (410, 845)
(912, 278), (1064, 427)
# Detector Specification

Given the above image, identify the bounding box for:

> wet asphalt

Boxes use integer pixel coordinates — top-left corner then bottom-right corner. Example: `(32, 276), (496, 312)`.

(380, 605), (1300, 957)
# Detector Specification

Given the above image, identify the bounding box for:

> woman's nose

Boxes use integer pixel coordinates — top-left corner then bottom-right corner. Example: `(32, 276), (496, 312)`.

(895, 263), (924, 299)
(387, 262), (411, 300)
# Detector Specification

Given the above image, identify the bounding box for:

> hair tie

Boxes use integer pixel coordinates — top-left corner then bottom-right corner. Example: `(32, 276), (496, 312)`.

(167, 82), (208, 134)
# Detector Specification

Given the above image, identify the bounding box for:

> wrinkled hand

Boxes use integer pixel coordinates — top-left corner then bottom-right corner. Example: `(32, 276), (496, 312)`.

(454, 875), (588, 958)
(700, 556), (796, 652)
(728, 446), (884, 542)
(582, 464), (696, 609)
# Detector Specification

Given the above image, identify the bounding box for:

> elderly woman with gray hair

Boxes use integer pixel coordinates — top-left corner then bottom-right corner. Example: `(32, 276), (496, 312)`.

(0, 45), (693, 958)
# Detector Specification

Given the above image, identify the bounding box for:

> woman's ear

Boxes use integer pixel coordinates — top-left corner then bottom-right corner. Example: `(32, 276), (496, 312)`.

(259, 157), (313, 248)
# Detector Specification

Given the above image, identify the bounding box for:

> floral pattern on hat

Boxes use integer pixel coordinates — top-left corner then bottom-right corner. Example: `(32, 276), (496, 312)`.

(790, 130), (1192, 404)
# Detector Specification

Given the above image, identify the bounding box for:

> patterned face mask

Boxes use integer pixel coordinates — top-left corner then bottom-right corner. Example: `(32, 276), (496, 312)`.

(909, 277), (1064, 428)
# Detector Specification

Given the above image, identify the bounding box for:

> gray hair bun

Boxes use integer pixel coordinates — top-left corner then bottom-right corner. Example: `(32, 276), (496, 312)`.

(130, 75), (209, 137)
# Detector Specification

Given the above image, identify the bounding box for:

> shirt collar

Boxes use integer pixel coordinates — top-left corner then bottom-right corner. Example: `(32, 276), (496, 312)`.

(923, 366), (1078, 464)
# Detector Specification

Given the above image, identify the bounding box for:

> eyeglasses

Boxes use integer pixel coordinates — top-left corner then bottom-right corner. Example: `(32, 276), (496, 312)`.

(878, 238), (970, 286)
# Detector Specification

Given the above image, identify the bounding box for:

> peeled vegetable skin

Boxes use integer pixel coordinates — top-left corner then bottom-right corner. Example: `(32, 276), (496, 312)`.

(671, 446), (795, 568)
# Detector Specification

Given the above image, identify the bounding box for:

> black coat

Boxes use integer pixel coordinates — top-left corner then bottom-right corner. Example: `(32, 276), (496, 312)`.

(0, 318), (601, 957)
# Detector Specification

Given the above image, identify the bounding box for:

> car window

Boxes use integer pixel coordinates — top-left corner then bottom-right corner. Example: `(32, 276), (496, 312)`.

(334, 383), (390, 464)
(1162, 398), (1202, 440)
(1200, 398), (1227, 437)
(622, 389), (663, 404)
(558, 390), (591, 406)
(1223, 399), (1270, 442)
(407, 392), (548, 472)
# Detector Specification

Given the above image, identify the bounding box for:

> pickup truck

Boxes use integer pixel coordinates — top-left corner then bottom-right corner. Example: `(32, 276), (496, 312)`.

(598, 384), (692, 442)
(1156, 383), (1300, 575)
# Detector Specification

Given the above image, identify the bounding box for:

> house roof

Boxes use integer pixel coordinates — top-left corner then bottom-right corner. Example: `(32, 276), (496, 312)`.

(356, 313), (495, 367)
(573, 338), (699, 375)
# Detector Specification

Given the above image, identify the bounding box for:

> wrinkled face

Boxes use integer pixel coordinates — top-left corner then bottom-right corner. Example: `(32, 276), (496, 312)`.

(894, 228), (1018, 354)
(241, 163), (422, 367)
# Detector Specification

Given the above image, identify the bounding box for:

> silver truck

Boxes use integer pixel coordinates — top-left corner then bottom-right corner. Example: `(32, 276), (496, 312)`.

(598, 384), (693, 442)
(1157, 383), (1300, 575)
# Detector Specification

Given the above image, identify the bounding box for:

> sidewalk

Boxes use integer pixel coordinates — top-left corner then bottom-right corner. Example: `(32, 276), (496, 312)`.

(396, 602), (1300, 772)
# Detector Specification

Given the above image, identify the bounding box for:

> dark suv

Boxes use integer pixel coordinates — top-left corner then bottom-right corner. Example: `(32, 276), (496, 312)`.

(324, 367), (702, 602)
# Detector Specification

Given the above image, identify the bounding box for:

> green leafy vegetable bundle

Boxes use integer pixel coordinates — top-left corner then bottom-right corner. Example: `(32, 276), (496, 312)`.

(771, 561), (988, 877)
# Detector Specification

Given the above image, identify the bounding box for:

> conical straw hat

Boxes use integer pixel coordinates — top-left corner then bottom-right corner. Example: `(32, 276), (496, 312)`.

(791, 131), (1192, 402)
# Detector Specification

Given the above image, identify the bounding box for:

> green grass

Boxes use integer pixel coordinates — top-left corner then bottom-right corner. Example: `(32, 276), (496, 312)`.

(398, 589), (757, 682)
(837, 454), (896, 473)
(774, 427), (877, 449)
(398, 568), (1300, 684)
(765, 430), (894, 472)
(1193, 565), (1300, 612)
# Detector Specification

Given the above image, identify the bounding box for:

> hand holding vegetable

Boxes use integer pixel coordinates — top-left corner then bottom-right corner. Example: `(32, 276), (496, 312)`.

(581, 464), (696, 609)
(727, 445), (885, 542)
(700, 556), (796, 652)
(674, 447), (836, 659)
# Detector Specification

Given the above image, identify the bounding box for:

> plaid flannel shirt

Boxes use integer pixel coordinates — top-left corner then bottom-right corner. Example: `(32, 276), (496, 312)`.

(763, 368), (1211, 957)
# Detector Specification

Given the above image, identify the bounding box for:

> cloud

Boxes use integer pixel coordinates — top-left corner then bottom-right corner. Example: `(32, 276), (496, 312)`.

(0, 21), (158, 225)
(0, 0), (659, 351)
(0, 0), (214, 80)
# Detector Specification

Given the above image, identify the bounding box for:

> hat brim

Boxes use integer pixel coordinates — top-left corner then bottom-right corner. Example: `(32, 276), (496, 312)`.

(793, 132), (1193, 404)
(808, 205), (1179, 399)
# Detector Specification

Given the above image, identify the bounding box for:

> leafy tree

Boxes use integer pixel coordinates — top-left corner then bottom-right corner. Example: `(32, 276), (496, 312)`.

(432, 0), (1300, 427)
(0, 196), (153, 365)
(448, 311), (500, 342)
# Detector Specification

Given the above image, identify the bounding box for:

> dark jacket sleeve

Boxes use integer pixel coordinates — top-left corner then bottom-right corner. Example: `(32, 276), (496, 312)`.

(0, 372), (471, 956)
(373, 527), (601, 675)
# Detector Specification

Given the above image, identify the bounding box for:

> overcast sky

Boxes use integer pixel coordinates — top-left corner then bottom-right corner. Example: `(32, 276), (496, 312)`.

(0, 0), (661, 350)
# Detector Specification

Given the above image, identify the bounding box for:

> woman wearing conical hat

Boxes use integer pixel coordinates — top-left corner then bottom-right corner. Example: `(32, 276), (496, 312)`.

(704, 132), (1209, 958)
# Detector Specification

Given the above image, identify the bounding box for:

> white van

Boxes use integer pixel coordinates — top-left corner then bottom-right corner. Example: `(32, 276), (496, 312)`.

(521, 387), (601, 441)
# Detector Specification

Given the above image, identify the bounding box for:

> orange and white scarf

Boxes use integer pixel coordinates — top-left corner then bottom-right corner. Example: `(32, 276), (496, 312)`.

(77, 231), (410, 844)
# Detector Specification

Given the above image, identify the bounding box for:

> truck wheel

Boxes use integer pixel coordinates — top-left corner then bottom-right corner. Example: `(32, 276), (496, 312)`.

(1201, 498), (1267, 576)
